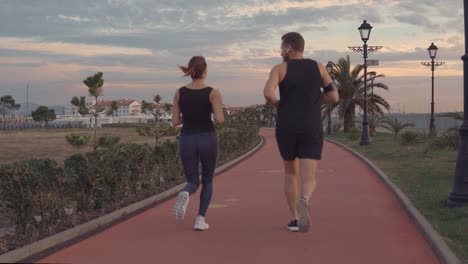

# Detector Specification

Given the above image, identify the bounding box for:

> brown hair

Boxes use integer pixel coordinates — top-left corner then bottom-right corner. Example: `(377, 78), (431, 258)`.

(179, 56), (207, 79)
(281, 32), (305, 53)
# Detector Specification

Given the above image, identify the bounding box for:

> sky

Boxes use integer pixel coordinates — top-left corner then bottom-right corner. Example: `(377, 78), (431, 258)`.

(0, 0), (465, 113)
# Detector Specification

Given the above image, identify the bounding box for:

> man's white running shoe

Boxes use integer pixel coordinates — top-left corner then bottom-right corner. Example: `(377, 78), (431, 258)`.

(297, 198), (311, 232)
(173, 191), (189, 221)
(193, 216), (209, 231)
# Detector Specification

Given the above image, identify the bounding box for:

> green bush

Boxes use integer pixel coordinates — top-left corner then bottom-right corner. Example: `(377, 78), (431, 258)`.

(63, 154), (95, 210)
(332, 123), (342, 133)
(1, 123), (260, 250)
(65, 133), (91, 148)
(98, 135), (120, 148)
(217, 124), (259, 163)
(347, 127), (361, 141)
(399, 131), (426, 146)
(154, 140), (183, 184)
(424, 128), (459, 153)
(0, 159), (67, 237)
(64, 143), (156, 210)
(163, 126), (181, 137)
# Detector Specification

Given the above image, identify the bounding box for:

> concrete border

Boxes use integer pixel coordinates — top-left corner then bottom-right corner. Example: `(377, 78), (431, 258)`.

(0, 136), (265, 263)
(325, 138), (460, 264)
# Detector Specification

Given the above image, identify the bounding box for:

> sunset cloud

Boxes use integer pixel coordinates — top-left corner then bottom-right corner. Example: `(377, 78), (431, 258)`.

(0, 0), (464, 112)
(0, 37), (154, 57)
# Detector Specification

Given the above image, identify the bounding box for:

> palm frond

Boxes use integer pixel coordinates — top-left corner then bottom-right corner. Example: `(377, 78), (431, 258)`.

(437, 112), (464, 121)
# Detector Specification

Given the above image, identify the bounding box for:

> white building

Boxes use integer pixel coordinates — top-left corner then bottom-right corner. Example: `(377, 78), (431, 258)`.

(94, 99), (142, 117)
(64, 99), (95, 116)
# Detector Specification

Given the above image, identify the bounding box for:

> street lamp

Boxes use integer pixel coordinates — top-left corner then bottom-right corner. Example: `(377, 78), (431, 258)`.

(349, 20), (382, 145)
(448, 1), (468, 208)
(326, 61), (334, 135)
(421, 43), (445, 136)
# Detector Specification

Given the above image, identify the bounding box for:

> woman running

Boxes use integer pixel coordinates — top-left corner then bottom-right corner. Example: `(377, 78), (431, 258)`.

(171, 56), (224, 231)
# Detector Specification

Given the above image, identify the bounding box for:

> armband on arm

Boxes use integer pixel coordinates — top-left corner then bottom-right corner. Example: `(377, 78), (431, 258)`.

(323, 82), (337, 93)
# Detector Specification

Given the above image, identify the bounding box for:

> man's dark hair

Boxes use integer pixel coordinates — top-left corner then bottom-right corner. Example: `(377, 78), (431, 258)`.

(281, 32), (305, 53)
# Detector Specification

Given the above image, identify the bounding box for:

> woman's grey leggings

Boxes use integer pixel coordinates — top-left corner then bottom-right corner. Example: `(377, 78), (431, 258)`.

(179, 132), (218, 217)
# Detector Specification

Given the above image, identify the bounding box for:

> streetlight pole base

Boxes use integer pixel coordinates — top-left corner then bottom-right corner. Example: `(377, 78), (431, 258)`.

(359, 124), (371, 146)
(447, 122), (468, 208)
(359, 139), (371, 146)
(429, 117), (436, 136)
(447, 193), (468, 208)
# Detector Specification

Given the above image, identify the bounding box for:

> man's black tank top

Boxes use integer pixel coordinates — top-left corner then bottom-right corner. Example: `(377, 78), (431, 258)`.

(179, 86), (215, 135)
(277, 59), (323, 134)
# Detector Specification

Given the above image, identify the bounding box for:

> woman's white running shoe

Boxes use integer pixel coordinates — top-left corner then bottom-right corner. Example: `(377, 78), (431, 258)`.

(193, 216), (209, 231)
(173, 191), (189, 221)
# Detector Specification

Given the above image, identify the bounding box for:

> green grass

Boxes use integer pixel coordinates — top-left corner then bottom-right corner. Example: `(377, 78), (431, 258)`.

(328, 132), (468, 263)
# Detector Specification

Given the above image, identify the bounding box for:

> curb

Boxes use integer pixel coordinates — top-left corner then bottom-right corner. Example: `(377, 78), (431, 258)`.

(325, 138), (460, 264)
(0, 136), (265, 263)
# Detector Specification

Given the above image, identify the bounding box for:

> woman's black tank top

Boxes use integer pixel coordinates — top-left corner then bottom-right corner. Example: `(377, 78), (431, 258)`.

(178, 86), (215, 134)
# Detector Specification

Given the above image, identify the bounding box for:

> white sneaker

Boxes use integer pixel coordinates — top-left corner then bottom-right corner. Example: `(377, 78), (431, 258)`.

(297, 198), (311, 232)
(193, 216), (209, 231)
(173, 191), (189, 221)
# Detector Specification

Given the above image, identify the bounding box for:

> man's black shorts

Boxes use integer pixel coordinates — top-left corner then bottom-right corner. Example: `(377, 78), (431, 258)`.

(275, 129), (324, 161)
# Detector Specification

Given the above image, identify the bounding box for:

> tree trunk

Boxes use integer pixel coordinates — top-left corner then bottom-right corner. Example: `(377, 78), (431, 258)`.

(343, 103), (356, 133)
(94, 114), (98, 150)
(93, 96), (99, 151)
(154, 118), (159, 148)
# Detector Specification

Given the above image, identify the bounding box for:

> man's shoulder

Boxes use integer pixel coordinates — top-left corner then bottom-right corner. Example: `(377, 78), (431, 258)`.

(272, 62), (287, 71)
(305, 58), (318, 64)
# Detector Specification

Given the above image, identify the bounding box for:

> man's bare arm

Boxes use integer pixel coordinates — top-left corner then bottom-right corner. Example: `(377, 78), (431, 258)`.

(263, 65), (281, 107)
(318, 63), (339, 104)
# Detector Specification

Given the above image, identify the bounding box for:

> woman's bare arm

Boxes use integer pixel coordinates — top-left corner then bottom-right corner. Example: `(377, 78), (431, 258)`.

(171, 90), (183, 127)
(210, 88), (225, 124)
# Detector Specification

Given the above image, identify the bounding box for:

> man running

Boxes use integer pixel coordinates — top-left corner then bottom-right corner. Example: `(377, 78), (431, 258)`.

(263, 32), (339, 232)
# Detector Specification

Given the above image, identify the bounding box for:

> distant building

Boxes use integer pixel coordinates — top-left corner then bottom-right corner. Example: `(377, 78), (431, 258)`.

(64, 98), (95, 116)
(94, 99), (142, 117)
(223, 105), (244, 116)
(142, 103), (174, 121)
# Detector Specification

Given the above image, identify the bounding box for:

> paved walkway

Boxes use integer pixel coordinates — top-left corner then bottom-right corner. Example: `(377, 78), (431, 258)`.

(38, 129), (438, 264)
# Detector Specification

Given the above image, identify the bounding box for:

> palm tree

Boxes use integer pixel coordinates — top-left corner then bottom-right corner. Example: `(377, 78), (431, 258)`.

(368, 115), (385, 137)
(329, 56), (390, 132)
(381, 117), (415, 140)
(439, 112), (463, 121)
(424, 112), (464, 153)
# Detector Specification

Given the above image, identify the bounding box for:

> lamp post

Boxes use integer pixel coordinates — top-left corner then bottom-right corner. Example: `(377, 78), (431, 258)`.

(448, 0), (468, 208)
(349, 20), (382, 146)
(326, 61), (334, 136)
(421, 43), (445, 136)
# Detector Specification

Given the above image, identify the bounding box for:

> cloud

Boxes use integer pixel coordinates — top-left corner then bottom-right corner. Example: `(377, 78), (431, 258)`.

(0, 37), (154, 57)
(56, 15), (93, 23)
(0, 0), (464, 110)
(394, 14), (440, 30)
